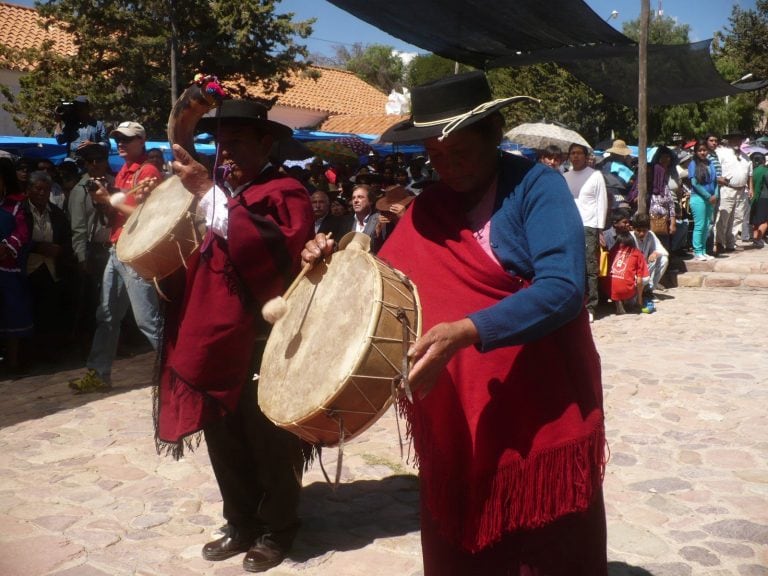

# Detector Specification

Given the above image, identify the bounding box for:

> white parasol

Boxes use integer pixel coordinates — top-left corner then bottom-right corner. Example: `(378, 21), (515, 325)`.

(505, 122), (590, 151)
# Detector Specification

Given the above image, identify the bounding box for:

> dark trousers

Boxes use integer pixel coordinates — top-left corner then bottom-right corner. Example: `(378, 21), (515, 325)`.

(420, 488), (607, 576)
(584, 227), (600, 313)
(203, 376), (304, 545)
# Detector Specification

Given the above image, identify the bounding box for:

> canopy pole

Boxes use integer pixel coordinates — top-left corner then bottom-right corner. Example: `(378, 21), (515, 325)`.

(637, 0), (649, 215)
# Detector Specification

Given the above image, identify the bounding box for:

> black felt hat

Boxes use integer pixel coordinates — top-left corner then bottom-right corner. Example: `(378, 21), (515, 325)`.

(380, 71), (537, 144)
(198, 99), (292, 140)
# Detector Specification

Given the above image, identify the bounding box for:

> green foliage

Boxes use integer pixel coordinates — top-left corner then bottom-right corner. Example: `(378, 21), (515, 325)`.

(0, 0), (313, 137)
(488, 64), (635, 148)
(333, 43), (405, 93)
(405, 54), (473, 87)
(621, 13), (691, 45)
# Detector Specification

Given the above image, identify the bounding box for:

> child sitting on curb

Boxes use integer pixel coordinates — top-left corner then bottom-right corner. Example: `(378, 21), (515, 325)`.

(601, 231), (650, 314)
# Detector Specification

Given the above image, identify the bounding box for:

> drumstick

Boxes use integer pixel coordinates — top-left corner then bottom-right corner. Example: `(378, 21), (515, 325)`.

(261, 233), (332, 324)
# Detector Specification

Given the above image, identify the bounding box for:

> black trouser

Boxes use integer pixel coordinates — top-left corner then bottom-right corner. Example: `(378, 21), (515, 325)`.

(584, 227), (600, 314)
(203, 374), (304, 546)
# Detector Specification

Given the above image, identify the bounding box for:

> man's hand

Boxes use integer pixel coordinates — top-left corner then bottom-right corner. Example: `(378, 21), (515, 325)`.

(134, 177), (158, 204)
(649, 251), (659, 263)
(76, 140), (95, 150)
(171, 144), (212, 198)
(88, 180), (111, 206)
(301, 233), (335, 267)
(408, 318), (479, 398)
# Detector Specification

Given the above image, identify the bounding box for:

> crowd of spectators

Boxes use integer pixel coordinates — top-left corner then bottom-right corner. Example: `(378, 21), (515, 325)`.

(1, 129), (767, 374)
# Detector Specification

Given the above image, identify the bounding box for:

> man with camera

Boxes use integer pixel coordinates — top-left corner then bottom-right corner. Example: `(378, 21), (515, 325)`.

(68, 121), (162, 394)
(68, 144), (114, 350)
(53, 95), (108, 158)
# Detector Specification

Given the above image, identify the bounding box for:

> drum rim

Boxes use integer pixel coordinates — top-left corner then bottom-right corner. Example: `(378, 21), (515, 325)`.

(115, 175), (196, 262)
(259, 249), (422, 436)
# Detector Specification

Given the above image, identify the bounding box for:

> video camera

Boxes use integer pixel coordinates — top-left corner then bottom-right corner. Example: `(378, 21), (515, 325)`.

(55, 100), (79, 123)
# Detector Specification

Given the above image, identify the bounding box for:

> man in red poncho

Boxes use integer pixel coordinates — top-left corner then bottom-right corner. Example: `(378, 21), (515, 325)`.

(303, 72), (607, 575)
(158, 100), (314, 573)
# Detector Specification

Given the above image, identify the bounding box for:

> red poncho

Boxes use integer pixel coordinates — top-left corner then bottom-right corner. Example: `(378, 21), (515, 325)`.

(379, 184), (605, 553)
(155, 170), (313, 457)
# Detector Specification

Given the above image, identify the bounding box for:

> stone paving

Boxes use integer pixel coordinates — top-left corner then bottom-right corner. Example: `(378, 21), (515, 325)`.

(1, 287), (767, 575)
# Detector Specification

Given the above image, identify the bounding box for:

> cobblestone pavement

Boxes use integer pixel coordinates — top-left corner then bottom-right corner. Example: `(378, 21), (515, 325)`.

(1, 287), (767, 576)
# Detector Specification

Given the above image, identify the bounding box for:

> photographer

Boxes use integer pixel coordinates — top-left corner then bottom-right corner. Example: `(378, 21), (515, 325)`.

(53, 95), (108, 158)
(68, 144), (114, 350)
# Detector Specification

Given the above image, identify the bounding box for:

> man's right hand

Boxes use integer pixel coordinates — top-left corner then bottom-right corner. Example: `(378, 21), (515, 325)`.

(171, 144), (212, 198)
(301, 233), (335, 267)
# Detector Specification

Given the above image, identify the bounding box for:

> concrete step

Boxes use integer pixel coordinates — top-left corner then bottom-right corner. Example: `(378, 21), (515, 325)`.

(668, 242), (768, 290)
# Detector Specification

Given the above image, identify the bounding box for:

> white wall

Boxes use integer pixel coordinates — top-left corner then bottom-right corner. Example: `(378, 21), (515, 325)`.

(0, 68), (47, 137)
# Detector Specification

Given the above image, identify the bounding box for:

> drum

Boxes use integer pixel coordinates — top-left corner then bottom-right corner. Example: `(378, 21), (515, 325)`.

(116, 175), (200, 281)
(258, 244), (421, 447)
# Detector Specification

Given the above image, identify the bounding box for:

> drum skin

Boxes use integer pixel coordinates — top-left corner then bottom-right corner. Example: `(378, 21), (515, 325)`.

(116, 175), (200, 281)
(258, 247), (421, 447)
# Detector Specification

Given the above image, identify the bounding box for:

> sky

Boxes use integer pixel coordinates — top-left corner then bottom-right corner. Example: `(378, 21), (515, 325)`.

(12, 0), (756, 57)
(278, 0), (755, 57)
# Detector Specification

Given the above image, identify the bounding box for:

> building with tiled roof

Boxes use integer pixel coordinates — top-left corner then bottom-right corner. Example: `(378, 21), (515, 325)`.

(320, 113), (408, 136)
(0, 1), (76, 134)
(239, 65), (398, 131)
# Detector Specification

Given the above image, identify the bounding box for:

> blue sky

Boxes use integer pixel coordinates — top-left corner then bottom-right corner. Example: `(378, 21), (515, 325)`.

(279, 0), (755, 56)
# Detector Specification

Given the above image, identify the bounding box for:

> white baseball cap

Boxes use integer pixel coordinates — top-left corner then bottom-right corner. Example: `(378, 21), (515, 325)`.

(110, 121), (146, 140)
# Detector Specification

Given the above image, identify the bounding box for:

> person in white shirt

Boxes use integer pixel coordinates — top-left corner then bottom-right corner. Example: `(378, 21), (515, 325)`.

(563, 143), (608, 322)
(715, 133), (753, 251)
(630, 212), (669, 296)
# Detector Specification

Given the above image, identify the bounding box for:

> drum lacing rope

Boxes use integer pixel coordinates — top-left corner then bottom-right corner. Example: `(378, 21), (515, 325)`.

(317, 412), (345, 488)
(391, 307), (414, 460)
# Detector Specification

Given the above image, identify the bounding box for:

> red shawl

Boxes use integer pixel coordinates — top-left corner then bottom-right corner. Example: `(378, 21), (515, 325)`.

(379, 183), (605, 552)
(155, 171), (313, 457)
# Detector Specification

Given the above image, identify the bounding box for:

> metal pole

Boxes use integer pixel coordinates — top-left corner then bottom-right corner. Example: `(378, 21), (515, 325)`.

(637, 0), (649, 215)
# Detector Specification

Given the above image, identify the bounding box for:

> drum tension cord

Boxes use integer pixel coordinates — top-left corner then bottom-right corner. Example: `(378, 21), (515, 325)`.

(318, 412), (345, 487)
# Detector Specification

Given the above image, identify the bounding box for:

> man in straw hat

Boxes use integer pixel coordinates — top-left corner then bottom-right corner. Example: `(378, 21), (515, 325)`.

(303, 71), (606, 575)
(159, 99), (314, 572)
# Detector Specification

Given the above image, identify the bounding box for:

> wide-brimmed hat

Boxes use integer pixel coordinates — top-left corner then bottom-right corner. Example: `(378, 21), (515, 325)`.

(110, 121), (146, 140)
(605, 139), (633, 157)
(380, 71), (537, 143)
(375, 184), (414, 212)
(198, 99), (292, 140)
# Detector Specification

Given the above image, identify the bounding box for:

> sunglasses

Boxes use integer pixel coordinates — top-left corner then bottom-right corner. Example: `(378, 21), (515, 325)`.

(114, 135), (138, 144)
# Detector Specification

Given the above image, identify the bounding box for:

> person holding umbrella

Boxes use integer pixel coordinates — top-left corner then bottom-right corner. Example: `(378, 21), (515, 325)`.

(303, 71), (606, 576)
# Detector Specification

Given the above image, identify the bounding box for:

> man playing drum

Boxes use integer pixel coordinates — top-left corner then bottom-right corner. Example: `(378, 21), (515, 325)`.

(155, 100), (314, 573)
(69, 121), (163, 393)
(303, 71), (607, 576)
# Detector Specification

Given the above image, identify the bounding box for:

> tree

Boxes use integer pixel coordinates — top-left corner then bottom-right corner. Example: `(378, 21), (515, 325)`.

(404, 54), (472, 87)
(714, 1), (768, 134)
(622, 12), (691, 45)
(333, 43), (405, 93)
(488, 64), (635, 148)
(0, 0), (313, 137)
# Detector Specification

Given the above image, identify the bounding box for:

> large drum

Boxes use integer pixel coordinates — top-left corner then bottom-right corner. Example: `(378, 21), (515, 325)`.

(116, 175), (200, 281)
(258, 243), (421, 447)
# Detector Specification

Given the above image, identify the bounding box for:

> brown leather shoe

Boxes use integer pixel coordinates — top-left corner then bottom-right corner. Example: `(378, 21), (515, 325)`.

(243, 535), (289, 573)
(202, 530), (254, 561)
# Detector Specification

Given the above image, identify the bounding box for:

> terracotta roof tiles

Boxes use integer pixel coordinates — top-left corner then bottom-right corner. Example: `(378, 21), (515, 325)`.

(0, 2), (76, 70)
(243, 66), (389, 116)
(320, 113), (409, 136)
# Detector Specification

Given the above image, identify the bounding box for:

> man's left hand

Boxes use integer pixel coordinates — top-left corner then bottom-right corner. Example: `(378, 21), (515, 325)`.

(407, 318), (479, 398)
(172, 144), (212, 198)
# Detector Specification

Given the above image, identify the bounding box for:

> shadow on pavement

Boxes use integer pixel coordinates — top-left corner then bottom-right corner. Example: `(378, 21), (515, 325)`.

(0, 350), (154, 430)
(608, 561), (655, 575)
(291, 474), (420, 561)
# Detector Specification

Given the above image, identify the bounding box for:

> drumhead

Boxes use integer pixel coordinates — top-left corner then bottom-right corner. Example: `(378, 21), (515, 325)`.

(259, 249), (382, 425)
(116, 175), (195, 262)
